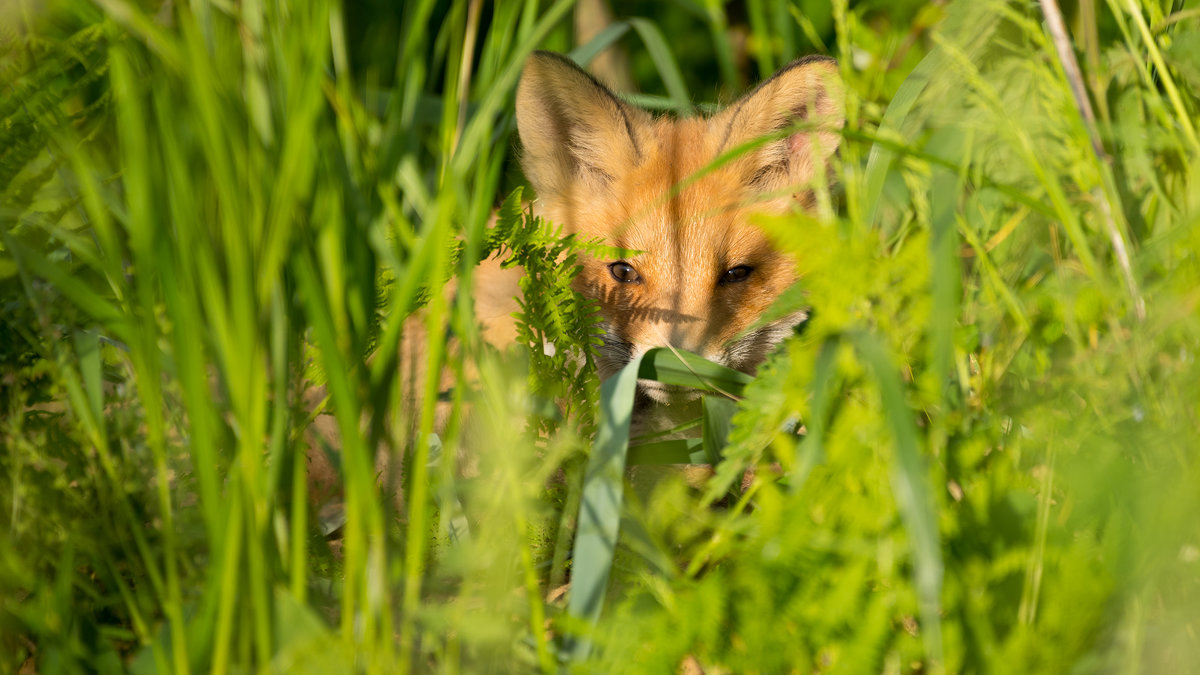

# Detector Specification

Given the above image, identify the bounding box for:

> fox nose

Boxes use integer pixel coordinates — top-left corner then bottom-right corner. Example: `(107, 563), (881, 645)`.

(664, 317), (712, 360)
(650, 278), (717, 359)
(667, 328), (702, 356)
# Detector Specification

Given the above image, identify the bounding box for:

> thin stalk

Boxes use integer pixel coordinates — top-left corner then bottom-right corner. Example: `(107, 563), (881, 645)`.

(703, 0), (740, 90)
(1018, 447), (1055, 626)
(398, 204), (453, 673)
(1123, 0), (1199, 151)
(212, 490), (244, 675)
(1039, 0), (1145, 320)
(451, 0), (484, 155)
(514, 490), (555, 673)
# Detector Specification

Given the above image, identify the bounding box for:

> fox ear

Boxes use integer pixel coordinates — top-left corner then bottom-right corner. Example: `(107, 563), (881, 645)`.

(516, 51), (648, 200)
(714, 56), (845, 193)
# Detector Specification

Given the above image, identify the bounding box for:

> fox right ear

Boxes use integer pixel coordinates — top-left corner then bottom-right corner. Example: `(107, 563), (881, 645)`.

(516, 51), (648, 200)
(712, 56), (845, 194)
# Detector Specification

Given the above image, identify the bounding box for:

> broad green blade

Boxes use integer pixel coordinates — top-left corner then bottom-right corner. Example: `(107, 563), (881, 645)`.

(925, 129), (964, 407)
(701, 396), (737, 466)
(637, 347), (753, 397)
(3, 235), (129, 339)
(628, 18), (693, 113)
(849, 331), (943, 666)
(567, 348), (749, 660)
(74, 330), (105, 439)
(703, 395), (740, 501)
(861, 48), (941, 229)
(627, 438), (706, 465)
(789, 338), (839, 493)
(564, 350), (645, 662)
(569, 22), (632, 67)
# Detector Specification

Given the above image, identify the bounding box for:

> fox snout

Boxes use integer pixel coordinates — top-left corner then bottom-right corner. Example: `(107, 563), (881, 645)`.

(594, 307), (808, 384)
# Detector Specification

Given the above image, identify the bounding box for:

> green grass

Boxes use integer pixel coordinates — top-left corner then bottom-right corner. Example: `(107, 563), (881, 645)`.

(2, 0), (1199, 672)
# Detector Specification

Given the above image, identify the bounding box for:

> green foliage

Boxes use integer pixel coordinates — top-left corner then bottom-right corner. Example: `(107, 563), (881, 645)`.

(2, 0), (1199, 673)
(488, 188), (604, 437)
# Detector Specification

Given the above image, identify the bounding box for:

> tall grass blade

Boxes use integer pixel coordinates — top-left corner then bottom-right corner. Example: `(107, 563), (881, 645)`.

(564, 350), (645, 662)
(861, 49), (939, 229)
(569, 22), (632, 67)
(849, 331), (943, 669)
(789, 338), (838, 492)
(628, 18), (694, 112)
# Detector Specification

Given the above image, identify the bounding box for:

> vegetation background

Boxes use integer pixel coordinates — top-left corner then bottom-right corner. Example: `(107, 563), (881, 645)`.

(2, 0), (1199, 672)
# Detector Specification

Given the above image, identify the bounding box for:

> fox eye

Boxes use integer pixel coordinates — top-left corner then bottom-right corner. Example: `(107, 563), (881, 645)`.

(608, 261), (641, 283)
(721, 265), (753, 284)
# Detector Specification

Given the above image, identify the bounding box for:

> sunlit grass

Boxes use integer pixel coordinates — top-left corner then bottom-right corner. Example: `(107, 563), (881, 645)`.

(2, 0), (1199, 672)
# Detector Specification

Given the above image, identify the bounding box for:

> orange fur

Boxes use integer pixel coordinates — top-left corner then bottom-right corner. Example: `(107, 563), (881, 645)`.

(304, 55), (845, 511)
(515, 52), (845, 399)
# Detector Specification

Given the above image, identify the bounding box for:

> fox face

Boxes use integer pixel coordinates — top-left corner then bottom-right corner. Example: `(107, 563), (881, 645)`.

(516, 52), (844, 401)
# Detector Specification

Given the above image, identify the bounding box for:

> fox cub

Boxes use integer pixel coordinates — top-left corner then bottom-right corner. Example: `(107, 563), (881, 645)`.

(514, 51), (844, 407)
(305, 54), (844, 509)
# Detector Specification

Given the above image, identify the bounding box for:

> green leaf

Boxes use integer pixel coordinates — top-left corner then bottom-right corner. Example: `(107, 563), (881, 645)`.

(789, 338), (839, 493)
(628, 18), (693, 113)
(564, 349), (645, 662)
(74, 329), (105, 441)
(861, 46), (941, 229)
(637, 347), (753, 398)
(703, 395), (740, 500)
(2, 234), (130, 341)
(701, 395), (737, 462)
(569, 22), (632, 68)
(848, 331), (943, 666)
(627, 438), (705, 465)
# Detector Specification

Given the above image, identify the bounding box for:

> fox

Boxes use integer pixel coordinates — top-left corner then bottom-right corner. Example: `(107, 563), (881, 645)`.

(511, 51), (844, 414)
(306, 52), (845, 515)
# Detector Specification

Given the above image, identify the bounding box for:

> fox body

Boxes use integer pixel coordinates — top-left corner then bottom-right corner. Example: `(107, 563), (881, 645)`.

(514, 52), (844, 403)
(305, 53), (845, 511)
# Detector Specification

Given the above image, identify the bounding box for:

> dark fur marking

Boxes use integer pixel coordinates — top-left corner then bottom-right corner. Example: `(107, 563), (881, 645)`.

(749, 163), (781, 191)
(717, 99), (745, 154)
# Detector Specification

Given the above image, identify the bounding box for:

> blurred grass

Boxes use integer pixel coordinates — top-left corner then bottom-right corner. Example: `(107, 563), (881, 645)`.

(2, 0), (1199, 673)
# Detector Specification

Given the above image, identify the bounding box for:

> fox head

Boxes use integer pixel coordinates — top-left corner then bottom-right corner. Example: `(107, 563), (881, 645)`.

(516, 51), (844, 400)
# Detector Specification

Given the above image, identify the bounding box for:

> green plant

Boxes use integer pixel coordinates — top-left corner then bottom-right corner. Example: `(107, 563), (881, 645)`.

(2, 0), (1198, 673)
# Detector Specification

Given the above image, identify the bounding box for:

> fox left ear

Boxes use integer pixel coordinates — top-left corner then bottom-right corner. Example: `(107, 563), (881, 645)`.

(713, 56), (845, 193)
(516, 51), (649, 204)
